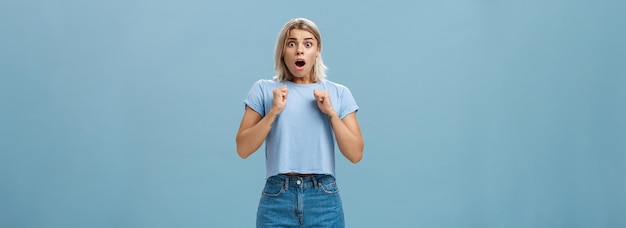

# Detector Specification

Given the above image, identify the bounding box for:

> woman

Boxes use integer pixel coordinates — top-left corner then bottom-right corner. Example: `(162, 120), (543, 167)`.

(235, 18), (364, 227)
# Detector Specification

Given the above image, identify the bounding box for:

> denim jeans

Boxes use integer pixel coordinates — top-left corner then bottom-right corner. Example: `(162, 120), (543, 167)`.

(256, 174), (345, 228)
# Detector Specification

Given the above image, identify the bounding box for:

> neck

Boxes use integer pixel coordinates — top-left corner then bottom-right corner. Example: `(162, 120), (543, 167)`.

(291, 76), (313, 84)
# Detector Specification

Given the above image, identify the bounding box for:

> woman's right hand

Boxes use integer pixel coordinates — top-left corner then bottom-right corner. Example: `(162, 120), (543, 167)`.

(271, 85), (288, 115)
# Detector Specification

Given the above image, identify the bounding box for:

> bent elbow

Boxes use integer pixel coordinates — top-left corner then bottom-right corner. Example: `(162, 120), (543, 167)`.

(349, 153), (363, 164)
(236, 137), (261, 159)
(350, 144), (364, 164)
(235, 137), (250, 159)
(236, 145), (251, 159)
(348, 148), (363, 164)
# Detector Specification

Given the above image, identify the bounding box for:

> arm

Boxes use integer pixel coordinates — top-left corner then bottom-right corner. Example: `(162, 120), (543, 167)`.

(235, 106), (278, 158)
(314, 90), (364, 163)
(327, 111), (364, 163)
(235, 85), (288, 159)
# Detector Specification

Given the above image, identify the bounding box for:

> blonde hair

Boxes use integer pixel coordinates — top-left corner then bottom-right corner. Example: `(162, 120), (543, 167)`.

(274, 18), (328, 82)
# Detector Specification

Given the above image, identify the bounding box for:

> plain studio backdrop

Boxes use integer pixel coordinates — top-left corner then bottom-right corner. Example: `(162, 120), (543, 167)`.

(1, 0), (625, 227)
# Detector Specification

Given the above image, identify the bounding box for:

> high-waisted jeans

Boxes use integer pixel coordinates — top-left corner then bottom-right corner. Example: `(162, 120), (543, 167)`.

(256, 174), (344, 228)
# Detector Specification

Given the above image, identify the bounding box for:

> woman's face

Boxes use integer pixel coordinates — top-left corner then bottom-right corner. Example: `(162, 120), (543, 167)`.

(283, 29), (320, 82)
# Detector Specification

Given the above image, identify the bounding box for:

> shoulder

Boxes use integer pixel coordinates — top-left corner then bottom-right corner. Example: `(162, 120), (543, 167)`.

(323, 79), (350, 90)
(322, 80), (352, 94)
(253, 78), (281, 87)
(248, 78), (283, 93)
(254, 79), (282, 89)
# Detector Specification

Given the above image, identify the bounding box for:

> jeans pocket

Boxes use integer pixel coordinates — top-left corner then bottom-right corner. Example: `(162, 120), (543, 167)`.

(319, 180), (339, 194)
(261, 179), (285, 197)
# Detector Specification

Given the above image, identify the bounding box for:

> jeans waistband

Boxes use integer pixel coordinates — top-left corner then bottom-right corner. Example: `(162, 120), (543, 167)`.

(270, 174), (333, 189)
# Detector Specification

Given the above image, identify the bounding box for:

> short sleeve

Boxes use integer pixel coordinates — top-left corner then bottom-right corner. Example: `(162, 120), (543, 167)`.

(338, 87), (359, 119)
(243, 80), (266, 117)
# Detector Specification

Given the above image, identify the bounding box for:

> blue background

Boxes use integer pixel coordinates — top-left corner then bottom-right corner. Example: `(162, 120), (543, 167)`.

(1, 0), (625, 227)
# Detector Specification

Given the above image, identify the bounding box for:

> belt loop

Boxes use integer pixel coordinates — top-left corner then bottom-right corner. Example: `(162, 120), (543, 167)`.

(312, 175), (319, 188)
(283, 176), (289, 190)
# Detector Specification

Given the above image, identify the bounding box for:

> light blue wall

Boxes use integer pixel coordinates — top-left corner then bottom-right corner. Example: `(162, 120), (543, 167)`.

(1, 0), (625, 227)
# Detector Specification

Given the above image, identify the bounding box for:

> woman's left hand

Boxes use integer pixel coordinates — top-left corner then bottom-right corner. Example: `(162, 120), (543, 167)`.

(313, 90), (335, 116)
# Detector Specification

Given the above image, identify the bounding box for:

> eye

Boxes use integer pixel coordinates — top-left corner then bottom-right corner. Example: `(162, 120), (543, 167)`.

(287, 41), (296, 47)
(305, 42), (312, 47)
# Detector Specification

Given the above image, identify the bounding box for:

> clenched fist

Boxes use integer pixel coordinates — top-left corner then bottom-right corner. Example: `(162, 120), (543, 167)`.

(313, 89), (335, 116)
(271, 85), (288, 115)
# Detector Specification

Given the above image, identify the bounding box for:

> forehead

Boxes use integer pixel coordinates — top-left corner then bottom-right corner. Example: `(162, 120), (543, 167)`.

(287, 29), (316, 40)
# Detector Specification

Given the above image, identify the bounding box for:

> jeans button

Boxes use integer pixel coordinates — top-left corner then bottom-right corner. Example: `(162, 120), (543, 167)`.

(296, 180), (301, 185)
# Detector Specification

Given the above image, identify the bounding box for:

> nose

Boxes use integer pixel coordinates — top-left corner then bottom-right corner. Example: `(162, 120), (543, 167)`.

(296, 45), (303, 55)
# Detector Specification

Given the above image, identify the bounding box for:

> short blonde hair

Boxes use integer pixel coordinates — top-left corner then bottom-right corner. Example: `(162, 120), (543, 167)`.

(274, 18), (328, 82)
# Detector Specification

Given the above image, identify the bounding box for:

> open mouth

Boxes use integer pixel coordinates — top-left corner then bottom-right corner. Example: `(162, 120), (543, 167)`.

(295, 60), (306, 67)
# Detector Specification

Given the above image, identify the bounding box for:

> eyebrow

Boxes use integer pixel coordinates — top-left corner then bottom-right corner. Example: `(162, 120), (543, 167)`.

(287, 37), (315, 41)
